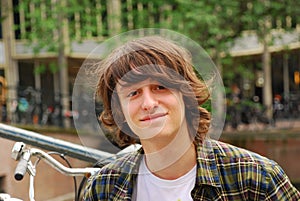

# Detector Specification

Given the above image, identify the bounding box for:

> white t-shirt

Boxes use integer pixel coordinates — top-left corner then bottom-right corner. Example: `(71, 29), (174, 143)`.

(133, 156), (196, 201)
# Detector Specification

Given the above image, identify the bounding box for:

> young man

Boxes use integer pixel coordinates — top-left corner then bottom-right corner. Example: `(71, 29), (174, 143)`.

(83, 36), (300, 200)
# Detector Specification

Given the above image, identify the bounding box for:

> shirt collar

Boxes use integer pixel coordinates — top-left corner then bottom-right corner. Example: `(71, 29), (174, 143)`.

(117, 139), (223, 187)
(195, 139), (222, 187)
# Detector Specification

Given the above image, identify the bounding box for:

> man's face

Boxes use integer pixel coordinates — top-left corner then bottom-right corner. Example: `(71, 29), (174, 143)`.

(116, 78), (186, 142)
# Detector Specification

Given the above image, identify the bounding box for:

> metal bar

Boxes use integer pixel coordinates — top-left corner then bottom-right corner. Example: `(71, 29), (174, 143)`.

(0, 123), (115, 163)
(30, 148), (100, 176)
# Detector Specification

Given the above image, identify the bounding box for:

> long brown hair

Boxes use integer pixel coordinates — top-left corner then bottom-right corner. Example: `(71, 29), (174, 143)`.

(96, 36), (210, 147)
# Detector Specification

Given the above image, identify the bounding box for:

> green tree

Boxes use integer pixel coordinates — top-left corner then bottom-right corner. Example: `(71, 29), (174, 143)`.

(16, 0), (300, 124)
(16, 0), (93, 128)
(15, 0), (119, 127)
(164, 1), (248, 126)
(169, 1), (244, 70)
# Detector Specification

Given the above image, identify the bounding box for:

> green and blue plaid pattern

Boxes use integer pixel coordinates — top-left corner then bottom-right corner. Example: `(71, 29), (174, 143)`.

(84, 139), (300, 201)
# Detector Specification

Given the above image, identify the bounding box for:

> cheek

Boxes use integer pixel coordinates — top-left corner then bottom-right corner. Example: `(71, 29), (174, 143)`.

(170, 92), (184, 107)
(172, 93), (185, 118)
(121, 100), (139, 121)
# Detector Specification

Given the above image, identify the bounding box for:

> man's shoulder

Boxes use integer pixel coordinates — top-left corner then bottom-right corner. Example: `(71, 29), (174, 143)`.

(97, 147), (142, 176)
(194, 140), (300, 200)
(208, 139), (276, 168)
(84, 148), (141, 200)
(203, 139), (283, 187)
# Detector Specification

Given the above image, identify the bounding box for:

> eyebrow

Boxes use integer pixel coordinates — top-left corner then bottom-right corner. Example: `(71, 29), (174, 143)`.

(116, 81), (131, 91)
(117, 78), (149, 89)
(116, 82), (137, 94)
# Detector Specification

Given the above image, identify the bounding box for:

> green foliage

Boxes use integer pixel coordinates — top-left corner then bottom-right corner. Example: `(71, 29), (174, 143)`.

(34, 63), (46, 74)
(171, 1), (243, 54)
(240, 0), (300, 38)
(33, 62), (58, 75)
(16, 0), (103, 53)
(15, 0), (299, 80)
(49, 62), (59, 74)
(17, 0), (299, 53)
(202, 99), (212, 113)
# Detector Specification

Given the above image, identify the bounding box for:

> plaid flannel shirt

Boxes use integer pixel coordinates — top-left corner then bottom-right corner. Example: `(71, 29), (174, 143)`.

(83, 139), (300, 201)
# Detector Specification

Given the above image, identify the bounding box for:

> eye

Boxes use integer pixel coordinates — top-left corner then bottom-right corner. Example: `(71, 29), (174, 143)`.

(155, 85), (167, 90)
(127, 90), (139, 97)
(154, 85), (168, 91)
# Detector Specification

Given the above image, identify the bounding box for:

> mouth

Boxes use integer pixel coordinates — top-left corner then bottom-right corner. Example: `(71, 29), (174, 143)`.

(140, 113), (167, 121)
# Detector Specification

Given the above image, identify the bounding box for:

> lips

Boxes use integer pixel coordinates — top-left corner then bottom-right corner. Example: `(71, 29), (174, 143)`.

(140, 113), (167, 121)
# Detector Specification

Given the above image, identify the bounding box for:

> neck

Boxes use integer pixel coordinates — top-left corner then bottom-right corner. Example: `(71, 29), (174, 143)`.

(141, 119), (197, 179)
(145, 143), (196, 180)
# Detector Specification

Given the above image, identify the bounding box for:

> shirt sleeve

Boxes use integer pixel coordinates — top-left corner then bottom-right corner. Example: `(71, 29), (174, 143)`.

(265, 162), (300, 200)
(83, 175), (100, 201)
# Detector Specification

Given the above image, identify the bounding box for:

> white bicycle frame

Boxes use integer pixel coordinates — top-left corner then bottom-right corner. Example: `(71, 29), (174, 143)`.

(0, 123), (141, 201)
(11, 142), (101, 201)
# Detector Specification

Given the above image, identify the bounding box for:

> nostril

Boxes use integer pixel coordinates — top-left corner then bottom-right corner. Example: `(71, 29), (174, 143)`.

(141, 100), (158, 111)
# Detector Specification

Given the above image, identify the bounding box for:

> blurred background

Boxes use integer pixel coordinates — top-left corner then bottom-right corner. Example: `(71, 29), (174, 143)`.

(0, 0), (300, 200)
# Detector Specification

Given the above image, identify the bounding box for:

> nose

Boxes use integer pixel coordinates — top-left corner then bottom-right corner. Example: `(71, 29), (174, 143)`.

(141, 89), (158, 111)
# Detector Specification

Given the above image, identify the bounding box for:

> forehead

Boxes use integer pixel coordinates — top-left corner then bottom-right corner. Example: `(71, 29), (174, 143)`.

(116, 78), (160, 91)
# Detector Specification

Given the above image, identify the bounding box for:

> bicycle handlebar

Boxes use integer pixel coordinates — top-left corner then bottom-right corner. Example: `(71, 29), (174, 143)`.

(0, 123), (115, 163)
(12, 142), (101, 179)
(3, 120), (142, 201)
(11, 142), (102, 201)
(14, 150), (30, 181)
(30, 148), (100, 177)
(10, 141), (141, 201)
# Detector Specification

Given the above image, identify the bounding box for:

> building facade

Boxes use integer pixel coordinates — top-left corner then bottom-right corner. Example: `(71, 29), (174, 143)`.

(1, 0), (300, 128)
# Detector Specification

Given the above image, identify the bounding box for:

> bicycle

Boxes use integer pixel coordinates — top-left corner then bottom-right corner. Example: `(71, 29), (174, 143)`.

(1, 141), (140, 201)
(6, 141), (99, 201)
(0, 123), (140, 201)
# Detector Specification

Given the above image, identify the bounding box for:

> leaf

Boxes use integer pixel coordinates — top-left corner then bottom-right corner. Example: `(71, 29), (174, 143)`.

(49, 62), (59, 74)
(34, 64), (46, 74)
